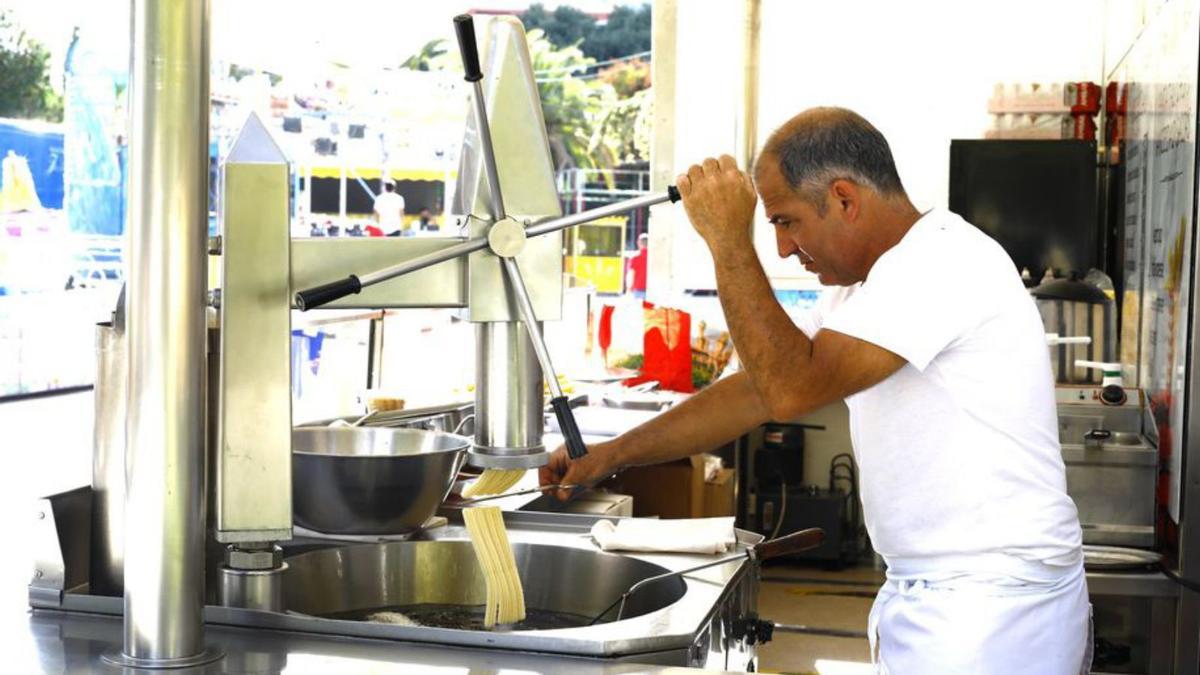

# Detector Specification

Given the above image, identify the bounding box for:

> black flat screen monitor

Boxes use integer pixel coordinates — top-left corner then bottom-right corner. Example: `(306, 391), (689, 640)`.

(948, 140), (1098, 280)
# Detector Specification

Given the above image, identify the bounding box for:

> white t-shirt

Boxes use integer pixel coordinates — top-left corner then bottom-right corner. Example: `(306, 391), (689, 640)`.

(795, 208), (1082, 579)
(373, 191), (406, 232)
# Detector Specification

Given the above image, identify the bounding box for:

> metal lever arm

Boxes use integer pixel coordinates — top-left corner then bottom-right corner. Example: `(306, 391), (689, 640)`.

(456, 13), (506, 221)
(502, 256), (588, 459)
(292, 188), (680, 309)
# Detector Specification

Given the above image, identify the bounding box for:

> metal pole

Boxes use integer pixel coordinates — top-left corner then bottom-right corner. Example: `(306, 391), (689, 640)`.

(106, 0), (222, 667)
(736, 0), (761, 171)
(470, 79), (506, 220)
(307, 164), (314, 217)
(356, 236), (487, 286)
(525, 191), (673, 238)
(304, 191), (673, 302)
(502, 257), (563, 399)
(339, 163), (347, 226)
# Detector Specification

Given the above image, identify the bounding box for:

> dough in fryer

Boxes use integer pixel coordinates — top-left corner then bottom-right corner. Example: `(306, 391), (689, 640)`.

(463, 506), (526, 627)
(461, 468), (526, 498)
(365, 611), (421, 626)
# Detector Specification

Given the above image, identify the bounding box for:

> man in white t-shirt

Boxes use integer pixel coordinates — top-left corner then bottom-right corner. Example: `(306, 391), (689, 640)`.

(542, 108), (1089, 674)
(373, 181), (407, 236)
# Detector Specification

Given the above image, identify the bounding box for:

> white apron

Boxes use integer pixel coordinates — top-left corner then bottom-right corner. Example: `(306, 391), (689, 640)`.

(868, 560), (1092, 675)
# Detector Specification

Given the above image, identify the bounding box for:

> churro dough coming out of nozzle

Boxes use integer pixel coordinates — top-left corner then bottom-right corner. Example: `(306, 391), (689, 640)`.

(461, 468), (526, 498)
(463, 506), (526, 628)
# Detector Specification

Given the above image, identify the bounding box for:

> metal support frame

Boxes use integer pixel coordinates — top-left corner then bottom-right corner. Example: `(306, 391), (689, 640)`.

(367, 315), (385, 390)
(1171, 4), (1200, 670)
(215, 113), (293, 545)
(648, 0), (678, 302)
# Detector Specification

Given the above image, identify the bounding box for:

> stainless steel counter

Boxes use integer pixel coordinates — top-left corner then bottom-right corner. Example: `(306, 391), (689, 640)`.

(29, 488), (764, 672)
(20, 609), (728, 674)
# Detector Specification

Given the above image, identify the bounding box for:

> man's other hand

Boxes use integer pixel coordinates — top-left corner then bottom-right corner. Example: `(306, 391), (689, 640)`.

(675, 154), (758, 251)
(539, 440), (619, 501)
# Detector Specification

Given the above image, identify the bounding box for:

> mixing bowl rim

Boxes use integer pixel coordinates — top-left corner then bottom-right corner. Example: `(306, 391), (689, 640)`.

(291, 426), (471, 457)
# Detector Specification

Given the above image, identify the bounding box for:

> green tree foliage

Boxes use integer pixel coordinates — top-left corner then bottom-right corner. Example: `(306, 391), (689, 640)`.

(521, 4), (596, 52)
(525, 28), (607, 171)
(400, 39), (449, 72)
(0, 11), (63, 122)
(521, 3), (650, 63)
(596, 59), (651, 166)
(526, 29), (650, 174)
(583, 5), (651, 62)
(601, 57), (650, 98)
(406, 24), (651, 175)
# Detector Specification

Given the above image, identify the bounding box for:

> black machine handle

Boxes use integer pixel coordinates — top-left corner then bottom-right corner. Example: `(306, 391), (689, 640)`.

(294, 275), (362, 311)
(666, 185), (681, 203)
(551, 395), (588, 460)
(453, 14), (483, 82)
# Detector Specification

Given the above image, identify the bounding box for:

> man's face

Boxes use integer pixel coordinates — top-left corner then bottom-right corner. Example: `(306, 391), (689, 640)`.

(756, 162), (857, 286)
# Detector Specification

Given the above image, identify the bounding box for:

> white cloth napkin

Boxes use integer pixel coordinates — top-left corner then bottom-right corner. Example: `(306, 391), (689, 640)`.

(590, 517), (737, 554)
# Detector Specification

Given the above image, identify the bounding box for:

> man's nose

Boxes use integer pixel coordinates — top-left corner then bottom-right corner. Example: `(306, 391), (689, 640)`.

(775, 228), (797, 259)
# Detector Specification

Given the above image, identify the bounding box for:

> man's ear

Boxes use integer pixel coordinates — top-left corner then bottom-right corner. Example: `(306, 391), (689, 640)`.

(830, 179), (860, 223)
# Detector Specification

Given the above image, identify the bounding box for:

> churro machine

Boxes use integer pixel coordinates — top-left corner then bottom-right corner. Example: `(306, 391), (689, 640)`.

(25, 5), (780, 673)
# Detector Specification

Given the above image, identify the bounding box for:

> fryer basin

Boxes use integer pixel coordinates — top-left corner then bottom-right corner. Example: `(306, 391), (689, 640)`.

(285, 540), (685, 626)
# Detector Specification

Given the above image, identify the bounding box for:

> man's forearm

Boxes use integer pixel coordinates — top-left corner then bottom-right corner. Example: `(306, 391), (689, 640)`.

(609, 370), (771, 469)
(712, 245), (814, 417)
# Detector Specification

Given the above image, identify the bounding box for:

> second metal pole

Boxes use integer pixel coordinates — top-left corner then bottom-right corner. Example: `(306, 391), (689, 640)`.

(107, 0), (222, 668)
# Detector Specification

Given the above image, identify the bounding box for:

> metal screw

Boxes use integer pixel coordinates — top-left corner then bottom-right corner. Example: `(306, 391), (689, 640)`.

(35, 570), (43, 579)
(36, 511), (44, 520)
(208, 235), (223, 255)
(207, 289), (222, 309)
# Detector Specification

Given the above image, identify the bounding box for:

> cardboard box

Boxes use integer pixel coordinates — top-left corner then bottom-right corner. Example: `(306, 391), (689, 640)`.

(702, 468), (736, 518)
(561, 492), (633, 517)
(605, 455), (706, 519)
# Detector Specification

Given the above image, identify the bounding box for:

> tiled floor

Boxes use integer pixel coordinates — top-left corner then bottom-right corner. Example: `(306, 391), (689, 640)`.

(756, 562), (884, 675)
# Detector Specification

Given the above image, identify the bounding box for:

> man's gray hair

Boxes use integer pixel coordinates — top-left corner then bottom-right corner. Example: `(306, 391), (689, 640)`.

(757, 108), (906, 213)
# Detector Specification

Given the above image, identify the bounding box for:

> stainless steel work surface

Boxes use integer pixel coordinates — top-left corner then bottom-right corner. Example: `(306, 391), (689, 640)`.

(30, 495), (762, 668)
(19, 609), (730, 674)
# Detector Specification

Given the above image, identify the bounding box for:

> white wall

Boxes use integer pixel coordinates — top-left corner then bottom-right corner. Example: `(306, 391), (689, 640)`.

(653, 0), (1107, 293)
(648, 0), (1111, 482)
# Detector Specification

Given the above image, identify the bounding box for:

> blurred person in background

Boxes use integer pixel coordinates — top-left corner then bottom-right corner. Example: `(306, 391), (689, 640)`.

(625, 232), (649, 299)
(373, 181), (407, 236)
(417, 208), (439, 232)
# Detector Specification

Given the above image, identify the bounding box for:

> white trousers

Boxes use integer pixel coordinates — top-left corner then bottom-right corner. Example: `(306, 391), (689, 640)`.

(868, 563), (1092, 675)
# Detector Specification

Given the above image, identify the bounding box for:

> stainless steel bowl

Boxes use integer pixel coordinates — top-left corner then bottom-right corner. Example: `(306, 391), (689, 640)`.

(292, 427), (469, 534)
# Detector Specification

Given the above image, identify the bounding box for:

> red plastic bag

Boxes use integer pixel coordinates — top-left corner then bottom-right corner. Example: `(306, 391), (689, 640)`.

(627, 301), (693, 393)
(597, 304), (615, 366)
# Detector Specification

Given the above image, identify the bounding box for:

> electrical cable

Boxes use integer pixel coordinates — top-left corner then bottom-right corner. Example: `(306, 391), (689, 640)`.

(828, 453), (861, 558)
(770, 480), (787, 540)
(532, 50), (651, 76)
